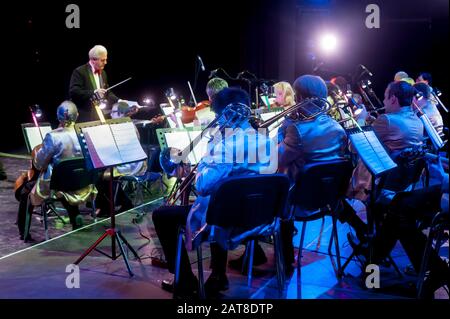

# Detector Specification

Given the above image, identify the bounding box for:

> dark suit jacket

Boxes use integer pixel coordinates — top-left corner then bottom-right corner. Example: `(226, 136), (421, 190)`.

(69, 63), (118, 122)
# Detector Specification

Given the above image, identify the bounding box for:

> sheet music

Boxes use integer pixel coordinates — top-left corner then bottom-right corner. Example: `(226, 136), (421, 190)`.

(164, 130), (209, 164)
(24, 126), (52, 151)
(349, 128), (397, 176)
(260, 111), (283, 136)
(82, 125), (122, 168)
(109, 121), (147, 164)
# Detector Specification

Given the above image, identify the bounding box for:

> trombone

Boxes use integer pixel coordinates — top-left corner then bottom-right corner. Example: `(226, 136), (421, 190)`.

(161, 103), (252, 206)
(259, 97), (332, 130)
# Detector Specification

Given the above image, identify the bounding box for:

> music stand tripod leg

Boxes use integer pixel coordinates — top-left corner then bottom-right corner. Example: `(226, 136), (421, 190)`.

(74, 231), (110, 265)
(117, 230), (141, 261)
(115, 231), (134, 277)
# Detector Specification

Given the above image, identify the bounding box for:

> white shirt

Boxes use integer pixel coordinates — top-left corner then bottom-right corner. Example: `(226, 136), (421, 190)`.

(89, 61), (101, 90)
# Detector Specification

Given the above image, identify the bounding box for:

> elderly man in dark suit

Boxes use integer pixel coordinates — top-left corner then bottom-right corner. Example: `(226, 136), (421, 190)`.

(69, 45), (119, 122)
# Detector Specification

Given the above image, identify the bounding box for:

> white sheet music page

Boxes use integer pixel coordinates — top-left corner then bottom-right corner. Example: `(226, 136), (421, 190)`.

(349, 130), (397, 176)
(109, 122), (147, 164)
(82, 124), (122, 168)
(25, 126), (52, 151)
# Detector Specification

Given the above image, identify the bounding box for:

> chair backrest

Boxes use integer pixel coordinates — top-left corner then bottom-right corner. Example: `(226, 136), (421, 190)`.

(379, 154), (426, 192)
(50, 157), (98, 192)
(206, 174), (290, 231)
(290, 159), (353, 212)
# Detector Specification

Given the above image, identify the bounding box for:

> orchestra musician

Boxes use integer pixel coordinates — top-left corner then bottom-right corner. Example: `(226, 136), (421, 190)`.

(273, 81), (295, 109)
(152, 88), (276, 298)
(69, 45), (122, 122)
(413, 82), (444, 136)
(347, 80), (425, 244)
(17, 101), (97, 240)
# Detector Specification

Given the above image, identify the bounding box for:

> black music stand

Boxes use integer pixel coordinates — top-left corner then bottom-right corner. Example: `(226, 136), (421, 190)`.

(73, 118), (148, 277)
(342, 126), (397, 270)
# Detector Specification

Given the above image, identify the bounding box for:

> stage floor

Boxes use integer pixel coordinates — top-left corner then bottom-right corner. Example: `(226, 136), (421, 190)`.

(0, 156), (448, 299)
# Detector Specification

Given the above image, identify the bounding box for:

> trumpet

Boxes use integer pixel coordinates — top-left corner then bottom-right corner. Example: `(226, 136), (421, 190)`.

(160, 103), (252, 206)
(259, 97), (331, 130)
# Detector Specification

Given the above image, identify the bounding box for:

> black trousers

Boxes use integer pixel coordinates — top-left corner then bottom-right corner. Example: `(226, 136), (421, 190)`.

(152, 205), (228, 281)
(17, 180), (81, 235)
(372, 186), (448, 280)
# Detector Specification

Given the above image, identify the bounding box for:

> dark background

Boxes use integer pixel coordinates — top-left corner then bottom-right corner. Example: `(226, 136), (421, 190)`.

(1, 0), (448, 152)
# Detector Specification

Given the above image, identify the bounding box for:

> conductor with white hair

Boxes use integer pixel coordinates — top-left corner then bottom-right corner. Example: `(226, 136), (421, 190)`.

(69, 45), (120, 122)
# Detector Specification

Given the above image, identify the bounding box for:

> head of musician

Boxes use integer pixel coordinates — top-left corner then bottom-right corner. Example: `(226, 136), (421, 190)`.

(206, 77), (228, 101)
(383, 81), (415, 113)
(273, 81), (295, 108)
(89, 45), (108, 73)
(330, 76), (348, 92)
(211, 87), (250, 121)
(56, 101), (79, 127)
(416, 72), (432, 86)
(413, 82), (432, 107)
(293, 74), (327, 101)
(394, 71), (409, 82)
(110, 101), (130, 119)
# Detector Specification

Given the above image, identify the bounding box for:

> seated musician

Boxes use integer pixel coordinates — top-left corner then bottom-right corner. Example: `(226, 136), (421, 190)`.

(413, 82), (444, 137)
(193, 77), (229, 126)
(347, 80), (425, 244)
(351, 152), (449, 298)
(19, 101), (97, 238)
(273, 81), (295, 109)
(152, 88), (276, 298)
(276, 75), (350, 268)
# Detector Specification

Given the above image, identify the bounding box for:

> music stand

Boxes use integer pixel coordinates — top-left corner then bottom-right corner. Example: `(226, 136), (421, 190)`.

(21, 123), (52, 153)
(342, 126), (397, 270)
(73, 117), (148, 277)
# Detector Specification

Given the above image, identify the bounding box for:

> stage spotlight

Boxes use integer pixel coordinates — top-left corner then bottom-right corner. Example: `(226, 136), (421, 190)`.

(319, 33), (338, 53)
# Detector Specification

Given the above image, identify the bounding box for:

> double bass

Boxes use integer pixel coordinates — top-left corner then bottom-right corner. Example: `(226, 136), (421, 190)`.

(14, 144), (41, 201)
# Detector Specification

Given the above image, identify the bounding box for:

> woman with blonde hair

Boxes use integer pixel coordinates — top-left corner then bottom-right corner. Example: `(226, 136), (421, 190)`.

(273, 81), (296, 109)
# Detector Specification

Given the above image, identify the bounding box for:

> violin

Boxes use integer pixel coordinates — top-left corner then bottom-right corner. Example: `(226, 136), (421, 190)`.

(14, 144), (41, 201)
(181, 100), (211, 124)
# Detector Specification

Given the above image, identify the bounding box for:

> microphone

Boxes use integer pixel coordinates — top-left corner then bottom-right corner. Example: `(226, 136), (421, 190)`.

(360, 64), (373, 77)
(312, 61), (324, 73)
(208, 68), (219, 79)
(197, 55), (205, 71)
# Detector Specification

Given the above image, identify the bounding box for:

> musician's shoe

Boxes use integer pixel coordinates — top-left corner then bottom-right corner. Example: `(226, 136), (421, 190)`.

(20, 234), (35, 242)
(161, 275), (198, 299)
(228, 243), (268, 272)
(204, 273), (229, 296)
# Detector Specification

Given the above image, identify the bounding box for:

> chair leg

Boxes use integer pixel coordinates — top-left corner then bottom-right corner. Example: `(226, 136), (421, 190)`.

(387, 254), (403, 278)
(197, 245), (206, 299)
(241, 243), (249, 275)
(43, 204), (49, 241)
(247, 240), (255, 287)
(174, 229), (183, 296)
(273, 230), (285, 293)
(417, 225), (438, 298)
(327, 216), (342, 277)
(297, 221), (307, 298)
(316, 217), (325, 251)
(23, 196), (32, 242)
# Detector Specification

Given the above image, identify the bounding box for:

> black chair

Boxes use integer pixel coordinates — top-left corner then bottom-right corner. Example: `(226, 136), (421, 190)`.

(289, 159), (353, 285)
(24, 157), (98, 241)
(416, 210), (449, 298)
(174, 174), (290, 299)
(373, 153), (427, 276)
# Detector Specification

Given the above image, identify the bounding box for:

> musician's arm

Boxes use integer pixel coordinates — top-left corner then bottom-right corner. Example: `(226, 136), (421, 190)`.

(372, 114), (390, 143)
(278, 124), (304, 172)
(195, 141), (233, 196)
(34, 133), (55, 170)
